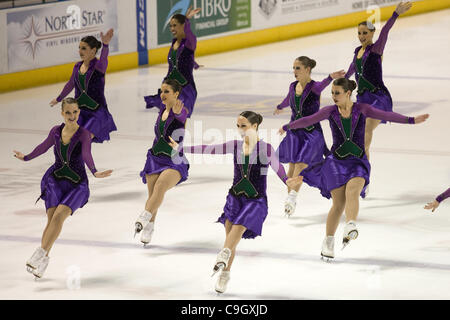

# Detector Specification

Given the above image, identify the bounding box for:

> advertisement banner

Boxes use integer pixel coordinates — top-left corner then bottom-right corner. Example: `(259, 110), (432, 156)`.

(7, 0), (118, 73)
(136, 0), (148, 65)
(157, 0), (251, 45)
(253, 0), (420, 30)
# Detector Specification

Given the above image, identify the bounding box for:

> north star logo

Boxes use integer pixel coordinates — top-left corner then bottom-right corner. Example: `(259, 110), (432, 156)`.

(19, 5), (104, 60)
(258, 0), (277, 18)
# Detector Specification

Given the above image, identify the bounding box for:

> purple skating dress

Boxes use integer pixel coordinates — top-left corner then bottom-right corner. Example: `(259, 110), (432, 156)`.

(282, 103), (415, 199)
(140, 106), (190, 185)
(56, 43), (117, 143)
(144, 19), (198, 118)
(184, 140), (288, 239)
(345, 12), (400, 123)
(276, 76), (332, 166)
(23, 124), (97, 214)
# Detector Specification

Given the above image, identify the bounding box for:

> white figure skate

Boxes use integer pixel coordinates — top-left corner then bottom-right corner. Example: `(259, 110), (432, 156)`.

(215, 270), (230, 294)
(26, 247), (47, 272)
(321, 236), (335, 261)
(284, 190), (298, 217)
(140, 221), (155, 246)
(134, 210), (152, 237)
(342, 220), (359, 250)
(32, 256), (50, 279)
(212, 248), (232, 277)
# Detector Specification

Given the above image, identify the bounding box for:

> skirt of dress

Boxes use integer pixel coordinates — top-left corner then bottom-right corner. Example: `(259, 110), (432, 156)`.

(217, 193), (269, 239)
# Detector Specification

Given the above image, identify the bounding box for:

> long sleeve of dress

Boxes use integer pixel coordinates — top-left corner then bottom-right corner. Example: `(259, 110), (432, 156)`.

(311, 75), (333, 95)
(359, 103), (414, 123)
(80, 130), (97, 175)
(184, 19), (197, 52)
(23, 126), (58, 161)
(183, 140), (237, 155)
(267, 144), (288, 184)
(173, 106), (188, 123)
(56, 68), (76, 102)
(436, 188), (450, 203)
(283, 105), (335, 131)
(95, 43), (109, 74)
(372, 11), (399, 55)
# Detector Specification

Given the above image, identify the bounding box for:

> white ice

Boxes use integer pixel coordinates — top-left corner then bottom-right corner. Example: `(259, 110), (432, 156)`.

(0, 9), (449, 300)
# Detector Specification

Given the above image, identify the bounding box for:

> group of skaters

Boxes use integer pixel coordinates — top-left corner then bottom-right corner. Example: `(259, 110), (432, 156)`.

(13, 2), (448, 294)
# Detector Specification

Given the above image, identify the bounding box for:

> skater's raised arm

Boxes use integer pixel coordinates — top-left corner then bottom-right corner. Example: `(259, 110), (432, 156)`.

(172, 100), (188, 123)
(19, 126), (59, 161)
(95, 29), (113, 74)
(371, 11), (399, 55)
(95, 43), (109, 74)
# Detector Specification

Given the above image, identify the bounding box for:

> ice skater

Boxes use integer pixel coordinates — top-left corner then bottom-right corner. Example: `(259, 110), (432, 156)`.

(274, 55), (345, 216)
(345, 1), (412, 194)
(424, 188), (450, 212)
(170, 111), (301, 294)
(50, 29), (117, 143)
(144, 7), (201, 118)
(14, 98), (112, 278)
(278, 78), (429, 260)
(134, 79), (190, 246)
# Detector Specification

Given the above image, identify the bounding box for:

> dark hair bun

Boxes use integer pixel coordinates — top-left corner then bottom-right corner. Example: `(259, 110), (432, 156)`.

(171, 13), (187, 24)
(240, 111), (263, 128)
(297, 56), (316, 70)
(162, 78), (183, 94)
(333, 78), (357, 93)
(81, 36), (102, 52)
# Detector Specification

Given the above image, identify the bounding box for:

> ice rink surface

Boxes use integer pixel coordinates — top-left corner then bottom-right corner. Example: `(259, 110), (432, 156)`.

(0, 9), (449, 299)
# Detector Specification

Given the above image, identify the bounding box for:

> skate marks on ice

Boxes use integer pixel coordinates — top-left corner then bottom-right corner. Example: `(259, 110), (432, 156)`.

(1, 235), (450, 272)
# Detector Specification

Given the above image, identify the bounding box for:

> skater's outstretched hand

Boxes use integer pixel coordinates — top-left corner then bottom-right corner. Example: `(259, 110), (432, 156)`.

(13, 150), (25, 161)
(395, 1), (412, 15)
(50, 98), (58, 107)
(100, 29), (114, 45)
(414, 114), (429, 124)
(168, 136), (179, 150)
(330, 70), (346, 79)
(94, 169), (113, 178)
(186, 6), (201, 20)
(286, 176), (303, 190)
(424, 200), (439, 213)
(273, 108), (283, 116)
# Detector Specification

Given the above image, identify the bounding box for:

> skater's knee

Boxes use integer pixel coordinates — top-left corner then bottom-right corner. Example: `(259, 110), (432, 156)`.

(51, 205), (71, 225)
(330, 203), (345, 214)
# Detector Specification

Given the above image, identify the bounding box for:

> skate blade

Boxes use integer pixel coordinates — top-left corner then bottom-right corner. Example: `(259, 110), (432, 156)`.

(26, 263), (36, 270)
(321, 254), (334, 262)
(211, 264), (224, 277)
(26, 266), (34, 273)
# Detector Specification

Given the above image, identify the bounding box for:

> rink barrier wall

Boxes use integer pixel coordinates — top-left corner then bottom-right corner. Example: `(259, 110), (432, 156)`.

(1, 0), (448, 93)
